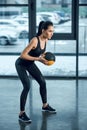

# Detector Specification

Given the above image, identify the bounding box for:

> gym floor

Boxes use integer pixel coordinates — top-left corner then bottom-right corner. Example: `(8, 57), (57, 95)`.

(0, 78), (87, 130)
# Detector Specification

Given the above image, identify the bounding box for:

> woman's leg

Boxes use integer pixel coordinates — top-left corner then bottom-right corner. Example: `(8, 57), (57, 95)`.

(15, 61), (30, 112)
(27, 63), (47, 104)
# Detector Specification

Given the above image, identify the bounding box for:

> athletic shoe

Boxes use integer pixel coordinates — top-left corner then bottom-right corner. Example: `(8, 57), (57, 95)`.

(19, 112), (32, 123)
(42, 104), (56, 113)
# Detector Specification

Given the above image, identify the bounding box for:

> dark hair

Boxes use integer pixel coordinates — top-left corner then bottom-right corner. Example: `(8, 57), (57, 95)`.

(36, 21), (53, 36)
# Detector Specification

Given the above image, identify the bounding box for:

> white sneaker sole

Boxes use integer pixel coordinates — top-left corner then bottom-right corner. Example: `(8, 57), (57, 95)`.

(42, 109), (57, 114)
(19, 118), (32, 123)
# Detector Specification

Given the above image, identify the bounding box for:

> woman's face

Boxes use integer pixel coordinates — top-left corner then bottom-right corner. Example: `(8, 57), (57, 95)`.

(43, 25), (54, 39)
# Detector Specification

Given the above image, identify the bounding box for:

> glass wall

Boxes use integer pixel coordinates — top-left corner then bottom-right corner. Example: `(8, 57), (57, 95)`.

(79, 2), (87, 77)
(0, 0), (87, 78)
(0, 0), (29, 76)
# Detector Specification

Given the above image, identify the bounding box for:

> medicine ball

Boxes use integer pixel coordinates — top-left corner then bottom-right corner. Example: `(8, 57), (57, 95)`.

(44, 52), (55, 66)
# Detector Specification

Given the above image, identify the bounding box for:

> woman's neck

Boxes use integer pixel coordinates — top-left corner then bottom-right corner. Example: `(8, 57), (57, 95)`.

(39, 35), (47, 41)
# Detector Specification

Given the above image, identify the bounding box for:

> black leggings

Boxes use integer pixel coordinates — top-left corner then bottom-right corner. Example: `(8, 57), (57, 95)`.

(15, 59), (47, 111)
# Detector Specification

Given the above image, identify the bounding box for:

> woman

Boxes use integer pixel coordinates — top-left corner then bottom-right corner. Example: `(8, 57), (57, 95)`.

(15, 21), (56, 123)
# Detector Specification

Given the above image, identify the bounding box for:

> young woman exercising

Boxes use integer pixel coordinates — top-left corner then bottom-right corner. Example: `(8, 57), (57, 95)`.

(15, 21), (56, 123)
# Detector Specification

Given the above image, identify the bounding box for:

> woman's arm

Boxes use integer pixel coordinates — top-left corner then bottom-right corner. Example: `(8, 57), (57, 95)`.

(20, 37), (49, 65)
(20, 37), (40, 61)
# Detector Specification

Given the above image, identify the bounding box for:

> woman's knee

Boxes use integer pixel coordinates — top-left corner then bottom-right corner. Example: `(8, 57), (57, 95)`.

(22, 79), (30, 91)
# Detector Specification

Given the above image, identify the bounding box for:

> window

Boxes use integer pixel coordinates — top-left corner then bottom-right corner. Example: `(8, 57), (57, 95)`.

(36, 0), (76, 40)
(0, 0), (29, 76)
(0, 0), (28, 4)
(79, 6), (87, 54)
(79, 0), (87, 77)
(0, 6), (29, 50)
(79, 0), (87, 4)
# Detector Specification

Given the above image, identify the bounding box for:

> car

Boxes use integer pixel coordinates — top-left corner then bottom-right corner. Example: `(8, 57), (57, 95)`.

(0, 19), (28, 39)
(0, 27), (18, 45)
(37, 12), (61, 24)
(13, 14), (44, 27)
(13, 17), (28, 25)
(13, 18), (29, 38)
(54, 11), (70, 23)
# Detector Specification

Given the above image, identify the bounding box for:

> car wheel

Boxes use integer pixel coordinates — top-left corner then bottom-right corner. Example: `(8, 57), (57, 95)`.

(19, 31), (28, 39)
(0, 37), (9, 45)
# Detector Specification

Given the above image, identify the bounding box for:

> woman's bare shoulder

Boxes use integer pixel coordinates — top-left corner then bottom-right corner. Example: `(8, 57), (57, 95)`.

(30, 36), (38, 43)
(27, 36), (38, 48)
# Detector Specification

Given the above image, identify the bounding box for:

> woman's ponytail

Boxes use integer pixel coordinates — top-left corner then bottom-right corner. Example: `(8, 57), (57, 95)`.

(36, 21), (45, 36)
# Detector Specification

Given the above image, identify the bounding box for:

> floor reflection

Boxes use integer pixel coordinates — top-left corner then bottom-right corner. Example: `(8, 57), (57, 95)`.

(40, 112), (56, 130)
(19, 120), (31, 130)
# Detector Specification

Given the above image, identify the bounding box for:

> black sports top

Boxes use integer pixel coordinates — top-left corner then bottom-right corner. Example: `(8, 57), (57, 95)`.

(29, 36), (46, 57)
(18, 36), (46, 66)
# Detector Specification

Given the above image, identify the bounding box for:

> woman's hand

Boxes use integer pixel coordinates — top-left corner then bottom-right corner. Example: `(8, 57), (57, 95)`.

(39, 54), (49, 65)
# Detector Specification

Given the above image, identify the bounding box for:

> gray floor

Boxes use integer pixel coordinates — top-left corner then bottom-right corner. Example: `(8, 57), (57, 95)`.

(0, 78), (87, 130)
